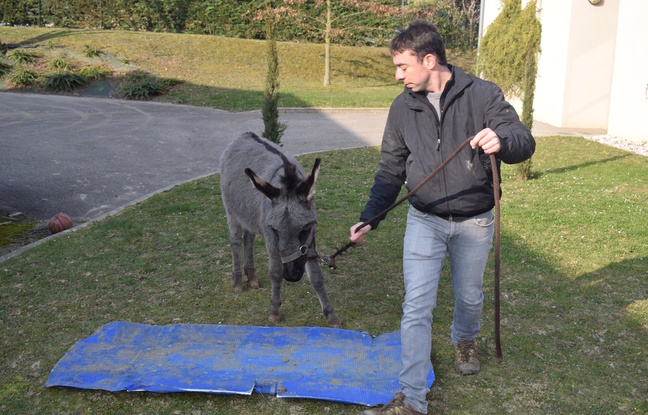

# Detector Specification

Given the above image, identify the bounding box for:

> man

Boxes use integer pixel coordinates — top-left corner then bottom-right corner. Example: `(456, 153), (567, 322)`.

(350, 20), (535, 415)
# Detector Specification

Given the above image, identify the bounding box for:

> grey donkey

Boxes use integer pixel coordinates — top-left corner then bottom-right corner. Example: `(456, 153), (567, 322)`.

(220, 132), (341, 327)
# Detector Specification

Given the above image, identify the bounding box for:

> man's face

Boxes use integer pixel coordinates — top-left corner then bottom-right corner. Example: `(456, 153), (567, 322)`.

(393, 50), (432, 93)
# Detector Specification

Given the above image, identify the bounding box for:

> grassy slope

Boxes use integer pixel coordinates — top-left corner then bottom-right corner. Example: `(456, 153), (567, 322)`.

(0, 26), (475, 111)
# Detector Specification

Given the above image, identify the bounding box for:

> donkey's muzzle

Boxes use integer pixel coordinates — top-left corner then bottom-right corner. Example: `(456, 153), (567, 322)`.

(282, 262), (305, 282)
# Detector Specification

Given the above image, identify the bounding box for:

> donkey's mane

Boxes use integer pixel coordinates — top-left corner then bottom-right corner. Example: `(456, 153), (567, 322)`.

(248, 132), (283, 157)
(247, 132), (302, 192)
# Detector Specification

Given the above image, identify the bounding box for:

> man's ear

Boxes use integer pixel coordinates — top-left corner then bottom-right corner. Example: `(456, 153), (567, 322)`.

(423, 53), (437, 69)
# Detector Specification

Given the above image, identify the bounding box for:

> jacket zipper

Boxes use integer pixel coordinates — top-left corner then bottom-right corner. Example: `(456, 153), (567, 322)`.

(437, 103), (452, 218)
(435, 105), (443, 151)
(436, 108), (444, 151)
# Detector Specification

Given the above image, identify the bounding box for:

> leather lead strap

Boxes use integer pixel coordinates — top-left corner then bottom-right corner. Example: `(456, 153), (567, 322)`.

(325, 136), (476, 268)
(324, 137), (504, 362)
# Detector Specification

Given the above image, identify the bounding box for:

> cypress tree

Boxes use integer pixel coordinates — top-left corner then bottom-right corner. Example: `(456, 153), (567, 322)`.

(261, 7), (287, 145)
(477, 0), (540, 180)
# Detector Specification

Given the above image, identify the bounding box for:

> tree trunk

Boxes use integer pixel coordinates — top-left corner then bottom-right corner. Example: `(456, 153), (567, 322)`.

(323, 0), (331, 86)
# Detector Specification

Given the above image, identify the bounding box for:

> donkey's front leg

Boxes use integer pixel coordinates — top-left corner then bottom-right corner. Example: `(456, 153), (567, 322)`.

(305, 259), (341, 327)
(267, 256), (283, 323)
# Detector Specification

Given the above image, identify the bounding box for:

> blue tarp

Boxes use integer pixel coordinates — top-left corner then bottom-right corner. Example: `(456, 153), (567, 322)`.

(45, 321), (434, 406)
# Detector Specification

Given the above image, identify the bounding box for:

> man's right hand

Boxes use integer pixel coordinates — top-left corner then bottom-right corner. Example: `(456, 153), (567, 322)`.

(350, 222), (372, 244)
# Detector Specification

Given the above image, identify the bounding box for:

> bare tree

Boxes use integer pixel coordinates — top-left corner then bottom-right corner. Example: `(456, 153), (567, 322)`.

(460, 0), (480, 47)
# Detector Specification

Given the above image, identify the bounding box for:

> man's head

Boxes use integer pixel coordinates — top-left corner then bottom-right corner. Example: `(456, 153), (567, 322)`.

(390, 20), (449, 93)
(390, 20), (447, 66)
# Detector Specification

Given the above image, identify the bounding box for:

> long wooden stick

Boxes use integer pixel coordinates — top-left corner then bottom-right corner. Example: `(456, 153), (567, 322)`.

(490, 154), (503, 362)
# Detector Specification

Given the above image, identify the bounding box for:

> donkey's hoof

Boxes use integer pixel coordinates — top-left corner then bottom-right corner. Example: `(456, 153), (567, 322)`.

(248, 279), (260, 290)
(233, 283), (244, 294)
(327, 314), (342, 328)
(269, 313), (281, 324)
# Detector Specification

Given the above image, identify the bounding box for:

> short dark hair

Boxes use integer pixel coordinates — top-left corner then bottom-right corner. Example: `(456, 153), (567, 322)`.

(390, 20), (447, 66)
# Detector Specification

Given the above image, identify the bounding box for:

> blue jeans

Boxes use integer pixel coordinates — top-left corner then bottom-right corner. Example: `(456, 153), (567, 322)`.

(399, 206), (494, 413)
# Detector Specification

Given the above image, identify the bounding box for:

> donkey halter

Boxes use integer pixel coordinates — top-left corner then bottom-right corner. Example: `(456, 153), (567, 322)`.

(280, 225), (319, 263)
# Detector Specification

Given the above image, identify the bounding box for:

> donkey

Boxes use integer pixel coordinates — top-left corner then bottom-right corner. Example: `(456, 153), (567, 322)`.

(219, 132), (341, 327)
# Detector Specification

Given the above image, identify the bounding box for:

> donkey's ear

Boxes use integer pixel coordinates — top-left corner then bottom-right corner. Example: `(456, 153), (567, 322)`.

(297, 158), (321, 201)
(245, 168), (281, 200)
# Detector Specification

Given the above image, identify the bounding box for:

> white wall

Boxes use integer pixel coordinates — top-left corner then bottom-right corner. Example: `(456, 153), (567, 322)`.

(480, 0), (647, 143)
(607, 1), (648, 142)
(532, 0), (572, 126)
(560, 0), (618, 129)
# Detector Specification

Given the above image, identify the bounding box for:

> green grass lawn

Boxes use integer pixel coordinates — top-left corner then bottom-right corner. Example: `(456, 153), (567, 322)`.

(1, 136), (646, 414)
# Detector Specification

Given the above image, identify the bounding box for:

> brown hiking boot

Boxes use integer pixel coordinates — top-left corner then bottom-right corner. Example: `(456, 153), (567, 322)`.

(454, 339), (480, 375)
(361, 392), (425, 415)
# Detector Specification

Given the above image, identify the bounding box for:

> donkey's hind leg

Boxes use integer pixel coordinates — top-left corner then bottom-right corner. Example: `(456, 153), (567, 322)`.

(243, 230), (259, 289)
(227, 221), (245, 294)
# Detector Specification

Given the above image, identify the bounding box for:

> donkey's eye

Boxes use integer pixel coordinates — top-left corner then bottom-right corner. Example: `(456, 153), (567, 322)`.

(299, 223), (315, 240)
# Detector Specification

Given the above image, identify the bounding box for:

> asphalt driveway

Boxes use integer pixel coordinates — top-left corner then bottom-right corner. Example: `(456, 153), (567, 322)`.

(0, 93), (385, 223)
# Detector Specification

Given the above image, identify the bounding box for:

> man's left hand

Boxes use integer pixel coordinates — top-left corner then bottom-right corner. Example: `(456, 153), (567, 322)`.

(471, 128), (501, 154)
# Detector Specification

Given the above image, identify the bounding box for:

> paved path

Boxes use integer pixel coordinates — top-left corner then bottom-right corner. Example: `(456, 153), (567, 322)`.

(1, 93), (386, 222)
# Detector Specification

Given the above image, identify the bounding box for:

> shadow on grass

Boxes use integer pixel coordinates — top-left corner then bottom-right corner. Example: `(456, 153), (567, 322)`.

(576, 257), (647, 329)
(2, 29), (88, 50)
(541, 154), (631, 176)
(427, 226), (646, 413)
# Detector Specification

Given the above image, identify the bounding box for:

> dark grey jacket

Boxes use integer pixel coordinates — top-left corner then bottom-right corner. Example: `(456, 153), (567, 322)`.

(360, 65), (535, 227)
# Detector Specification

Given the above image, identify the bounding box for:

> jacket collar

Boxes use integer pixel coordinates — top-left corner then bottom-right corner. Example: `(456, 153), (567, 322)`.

(403, 64), (473, 111)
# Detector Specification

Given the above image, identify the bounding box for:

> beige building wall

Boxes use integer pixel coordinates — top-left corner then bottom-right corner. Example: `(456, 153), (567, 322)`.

(607, 1), (648, 142)
(479, 0), (647, 143)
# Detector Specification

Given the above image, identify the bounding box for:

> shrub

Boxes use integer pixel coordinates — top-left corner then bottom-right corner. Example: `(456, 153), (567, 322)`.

(477, 0), (541, 97)
(48, 58), (74, 70)
(44, 72), (87, 91)
(0, 61), (12, 76)
(9, 68), (39, 86)
(83, 44), (100, 58)
(78, 64), (111, 81)
(6, 49), (39, 64)
(477, 0), (541, 181)
(114, 70), (167, 99)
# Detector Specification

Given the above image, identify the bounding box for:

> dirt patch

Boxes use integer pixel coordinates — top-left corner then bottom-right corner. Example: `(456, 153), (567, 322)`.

(76, 77), (119, 98)
(0, 211), (49, 258)
(0, 210), (89, 260)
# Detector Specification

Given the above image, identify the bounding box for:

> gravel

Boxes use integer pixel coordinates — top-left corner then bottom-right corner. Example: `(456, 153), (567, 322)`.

(584, 135), (648, 156)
